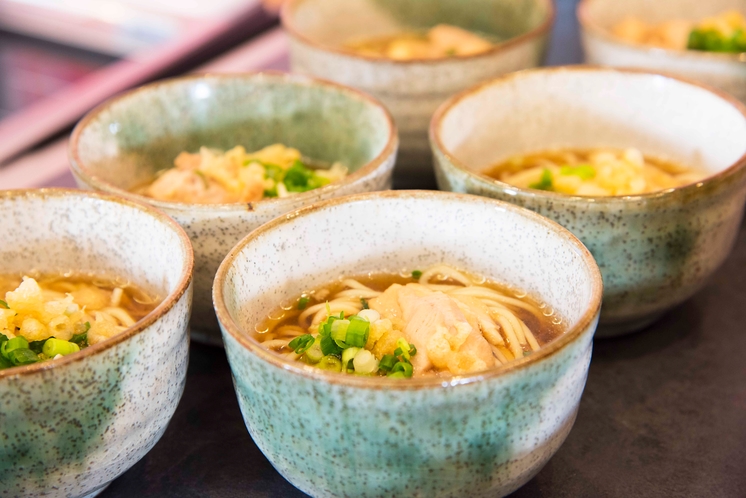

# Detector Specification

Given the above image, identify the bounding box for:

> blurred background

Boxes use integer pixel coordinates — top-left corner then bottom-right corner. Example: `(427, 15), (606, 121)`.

(0, 0), (580, 189)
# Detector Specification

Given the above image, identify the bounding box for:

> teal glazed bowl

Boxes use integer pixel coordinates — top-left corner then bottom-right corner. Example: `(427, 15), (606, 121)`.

(431, 66), (746, 336)
(214, 190), (602, 497)
(0, 189), (193, 498)
(283, 0), (554, 185)
(69, 72), (398, 346)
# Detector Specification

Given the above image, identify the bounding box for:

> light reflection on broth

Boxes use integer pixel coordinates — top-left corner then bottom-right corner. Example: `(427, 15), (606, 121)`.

(253, 265), (564, 379)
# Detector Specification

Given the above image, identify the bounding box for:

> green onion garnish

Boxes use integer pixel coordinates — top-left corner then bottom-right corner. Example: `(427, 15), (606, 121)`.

(560, 164), (595, 180)
(331, 320), (350, 342)
(411, 270), (422, 280)
(304, 340), (324, 364)
(1, 336), (29, 359)
(529, 168), (553, 191)
(288, 334), (315, 355)
(361, 298), (369, 309)
(28, 340), (46, 354)
(42, 338), (80, 358)
(345, 316), (370, 348)
(0, 299), (8, 309)
(394, 338), (416, 361)
(320, 335), (342, 356)
(317, 355), (343, 372)
(8, 348), (39, 366)
(194, 170), (209, 188)
(378, 354), (397, 372)
(389, 361), (413, 378)
(297, 296), (310, 310)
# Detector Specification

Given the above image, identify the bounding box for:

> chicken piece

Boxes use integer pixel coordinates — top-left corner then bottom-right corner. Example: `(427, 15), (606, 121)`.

(397, 285), (495, 376)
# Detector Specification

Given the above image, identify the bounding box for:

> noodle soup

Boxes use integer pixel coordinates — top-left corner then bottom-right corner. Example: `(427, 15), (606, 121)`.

(485, 147), (705, 196)
(255, 264), (563, 377)
(0, 272), (160, 370)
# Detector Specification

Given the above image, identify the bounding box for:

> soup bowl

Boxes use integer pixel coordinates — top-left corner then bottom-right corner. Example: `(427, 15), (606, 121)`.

(0, 189), (193, 498)
(431, 66), (746, 336)
(214, 190), (602, 497)
(282, 0), (554, 187)
(69, 72), (397, 345)
(579, 0), (746, 103)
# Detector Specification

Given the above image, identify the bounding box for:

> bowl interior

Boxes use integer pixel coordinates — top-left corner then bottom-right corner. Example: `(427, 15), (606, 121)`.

(436, 68), (746, 175)
(582, 0), (746, 31)
(0, 191), (189, 300)
(72, 73), (393, 193)
(286, 0), (551, 48)
(219, 192), (600, 363)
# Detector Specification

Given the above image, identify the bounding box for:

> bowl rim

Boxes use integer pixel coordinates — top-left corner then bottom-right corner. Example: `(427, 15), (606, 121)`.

(577, 0), (746, 63)
(68, 71), (399, 213)
(429, 65), (746, 205)
(0, 188), (194, 380)
(281, 0), (556, 65)
(213, 189), (603, 390)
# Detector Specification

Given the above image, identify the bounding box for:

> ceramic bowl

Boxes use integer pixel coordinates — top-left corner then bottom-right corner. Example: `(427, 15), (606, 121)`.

(69, 72), (397, 345)
(0, 189), (193, 498)
(431, 66), (746, 336)
(214, 190), (602, 498)
(579, 0), (746, 103)
(282, 0), (554, 187)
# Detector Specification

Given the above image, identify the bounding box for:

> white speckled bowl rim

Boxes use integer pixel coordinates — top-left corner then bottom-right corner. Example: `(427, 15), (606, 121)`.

(68, 71), (398, 213)
(281, 0), (557, 64)
(430, 65), (746, 205)
(213, 189), (603, 390)
(0, 188), (194, 380)
(577, 0), (746, 62)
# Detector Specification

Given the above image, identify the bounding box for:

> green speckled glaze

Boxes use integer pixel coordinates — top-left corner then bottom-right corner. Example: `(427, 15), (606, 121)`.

(0, 189), (193, 498)
(215, 191), (602, 497)
(283, 0), (553, 183)
(431, 67), (746, 335)
(69, 72), (397, 345)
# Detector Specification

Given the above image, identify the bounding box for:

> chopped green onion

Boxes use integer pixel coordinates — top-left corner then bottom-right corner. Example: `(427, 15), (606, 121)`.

(523, 350), (532, 357)
(0, 299), (8, 309)
(389, 361), (414, 378)
(387, 371), (407, 379)
(394, 338), (416, 361)
(0, 355), (12, 369)
(288, 334), (315, 354)
(331, 320), (350, 342)
(378, 354), (397, 372)
(317, 355), (343, 372)
(345, 317), (370, 348)
(361, 298), (369, 310)
(529, 168), (553, 191)
(320, 335), (343, 356)
(304, 339), (324, 364)
(411, 270), (422, 280)
(8, 348), (39, 366)
(1, 336), (29, 359)
(42, 339), (80, 358)
(560, 164), (596, 180)
(353, 349), (378, 375)
(297, 296), (310, 310)
(0, 333), (8, 343)
(262, 163), (285, 181)
(28, 340), (46, 354)
(342, 347), (361, 371)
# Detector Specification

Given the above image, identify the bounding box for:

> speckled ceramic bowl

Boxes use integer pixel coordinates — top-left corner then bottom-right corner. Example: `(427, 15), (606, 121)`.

(214, 190), (602, 498)
(69, 72), (397, 345)
(0, 189), (193, 498)
(431, 66), (746, 336)
(282, 0), (554, 186)
(579, 0), (746, 103)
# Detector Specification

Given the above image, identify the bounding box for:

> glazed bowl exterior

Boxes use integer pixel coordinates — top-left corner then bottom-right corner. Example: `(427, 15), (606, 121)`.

(579, 0), (746, 103)
(0, 189), (193, 498)
(214, 190), (602, 497)
(431, 66), (746, 335)
(69, 72), (397, 345)
(282, 0), (554, 186)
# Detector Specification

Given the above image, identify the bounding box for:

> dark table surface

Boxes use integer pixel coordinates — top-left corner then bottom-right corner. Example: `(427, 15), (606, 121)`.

(102, 1), (746, 496)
